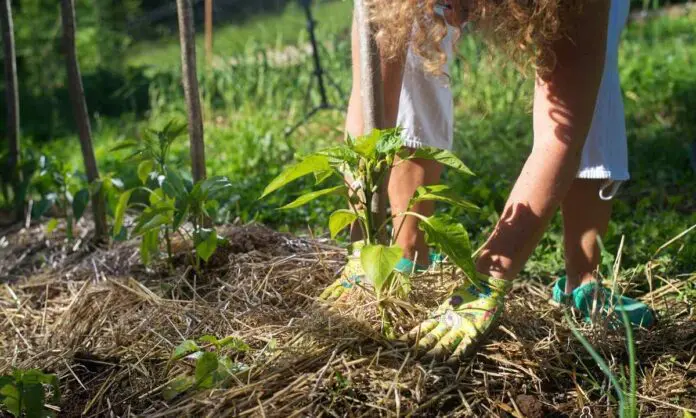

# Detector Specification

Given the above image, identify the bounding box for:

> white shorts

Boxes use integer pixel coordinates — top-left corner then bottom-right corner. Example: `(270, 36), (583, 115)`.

(397, 0), (631, 196)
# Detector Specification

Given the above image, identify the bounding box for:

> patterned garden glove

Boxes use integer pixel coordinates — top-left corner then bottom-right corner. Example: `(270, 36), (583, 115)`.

(402, 275), (512, 363)
(320, 244), (430, 302)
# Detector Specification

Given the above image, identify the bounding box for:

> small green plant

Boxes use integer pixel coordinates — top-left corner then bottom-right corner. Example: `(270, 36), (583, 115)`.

(32, 156), (96, 241)
(261, 129), (480, 299)
(0, 369), (60, 418)
(112, 120), (233, 270)
(0, 150), (40, 220)
(163, 335), (250, 401)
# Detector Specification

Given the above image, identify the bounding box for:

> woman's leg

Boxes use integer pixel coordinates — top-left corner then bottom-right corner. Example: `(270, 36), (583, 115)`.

(389, 156), (443, 266)
(561, 179), (613, 293)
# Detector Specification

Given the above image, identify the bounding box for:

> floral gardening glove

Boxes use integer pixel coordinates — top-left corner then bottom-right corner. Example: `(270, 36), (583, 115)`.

(402, 275), (512, 363)
(319, 250), (366, 302)
(320, 244), (431, 302)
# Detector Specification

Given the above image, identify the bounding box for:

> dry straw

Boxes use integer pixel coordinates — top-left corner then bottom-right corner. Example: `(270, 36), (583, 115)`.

(1, 220), (694, 417)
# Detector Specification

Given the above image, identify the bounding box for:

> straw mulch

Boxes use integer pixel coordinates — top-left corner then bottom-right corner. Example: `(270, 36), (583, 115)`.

(0, 220), (694, 417)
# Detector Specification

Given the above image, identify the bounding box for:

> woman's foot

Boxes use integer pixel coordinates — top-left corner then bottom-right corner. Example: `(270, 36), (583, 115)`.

(552, 276), (656, 329)
(402, 275), (512, 363)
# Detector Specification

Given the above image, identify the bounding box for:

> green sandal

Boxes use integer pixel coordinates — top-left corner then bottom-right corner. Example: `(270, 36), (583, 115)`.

(403, 275), (512, 363)
(552, 276), (656, 329)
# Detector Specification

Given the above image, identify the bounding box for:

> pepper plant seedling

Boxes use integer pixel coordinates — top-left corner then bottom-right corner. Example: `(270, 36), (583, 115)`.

(261, 129), (480, 300)
(112, 120), (232, 271)
(163, 335), (250, 401)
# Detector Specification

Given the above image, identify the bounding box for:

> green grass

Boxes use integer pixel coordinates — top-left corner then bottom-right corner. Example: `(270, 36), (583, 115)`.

(127, 0), (353, 68)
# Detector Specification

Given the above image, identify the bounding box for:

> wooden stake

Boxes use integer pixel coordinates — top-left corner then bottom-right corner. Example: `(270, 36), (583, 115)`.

(1, 0), (23, 221)
(205, 0), (213, 67)
(354, 0), (388, 243)
(176, 0), (206, 183)
(60, 0), (108, 242)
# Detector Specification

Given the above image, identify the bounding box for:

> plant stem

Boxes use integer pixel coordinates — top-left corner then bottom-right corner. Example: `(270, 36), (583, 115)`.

(165, 226), (174, 270)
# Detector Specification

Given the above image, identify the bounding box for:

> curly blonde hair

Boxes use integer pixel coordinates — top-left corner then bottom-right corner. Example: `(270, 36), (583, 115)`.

(368, 0), (583, 74)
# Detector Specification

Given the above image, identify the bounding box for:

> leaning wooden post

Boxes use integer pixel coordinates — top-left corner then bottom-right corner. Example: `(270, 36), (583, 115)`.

(1, 0), (23, 221)
(354, 0), (388, 244)
(60, 0), (108, 242)
(176, 0), (207, 184)
(204, 0), (213, 67)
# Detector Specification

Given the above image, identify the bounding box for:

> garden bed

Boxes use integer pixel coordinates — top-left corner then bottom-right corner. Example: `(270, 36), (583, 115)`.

(1, 221), (694, 417)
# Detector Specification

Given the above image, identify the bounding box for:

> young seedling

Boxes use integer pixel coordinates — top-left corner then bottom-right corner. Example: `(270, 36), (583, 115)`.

(163, 335), (250, 401)
(32, 156), (94, 241)
(112, 120), (232, 271)
(261, 129), (480, 302)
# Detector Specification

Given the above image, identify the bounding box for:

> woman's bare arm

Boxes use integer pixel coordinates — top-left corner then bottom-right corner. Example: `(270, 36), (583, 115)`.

(475, 0), (612, 279)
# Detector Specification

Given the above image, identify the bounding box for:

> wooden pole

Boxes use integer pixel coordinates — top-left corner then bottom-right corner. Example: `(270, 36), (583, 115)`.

(176, 0), (206, 183)
(354, 0), (388, 244)
(354, 0), (385, 132)
(205, 0), (213, 67)
(1, 0), (23, 221)
(60, 0), (108, 241)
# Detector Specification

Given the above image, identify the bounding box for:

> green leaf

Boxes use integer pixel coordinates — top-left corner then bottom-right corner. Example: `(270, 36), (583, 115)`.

(418, 214), (476, 281)
(113, 190), (133, 237)
(361, 245), (402, 297)
(38, 373), (60, 405)
(375, 129), (403, 154)
(140, 229), (159, 265)
(162, 376), (194, 401)
(329, 210), (358, 239)
(198, 335), (220, 347)
(280, 186), (346, 210)
(353, 130), (380, 158)
(203, 200), (220, 219)
(314, 170), (334, 186)
(32, 197), (54, 219)
(218, 336), (250, 352)
(411, 148), (475, 176)
(684, 411), (694, 418)
(72, 189), (90, 221)
(412, 185), (480, 212)
(46, 218), (59, 234)
(110, 140), (139, 152)
(195, 352), (219, 388)
(261, 154), (331, 198)
(195, 228), (219, 262)
(214, 356), (249, 383)
(172, 203), (190, 231)
(22, 381), (45, 418)
(137, 160), (155, 184)
(134, 212), (171, 236)
(317, 146), (360, 166)
(162, 170), (188, 200)
(200, 176), (233, 200)
(0, 381), (20, 416)
(171, 340), (200, 361)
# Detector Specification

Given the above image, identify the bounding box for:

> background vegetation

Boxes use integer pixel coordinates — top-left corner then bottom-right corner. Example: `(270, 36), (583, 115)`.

(3, 0), (692, 283)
